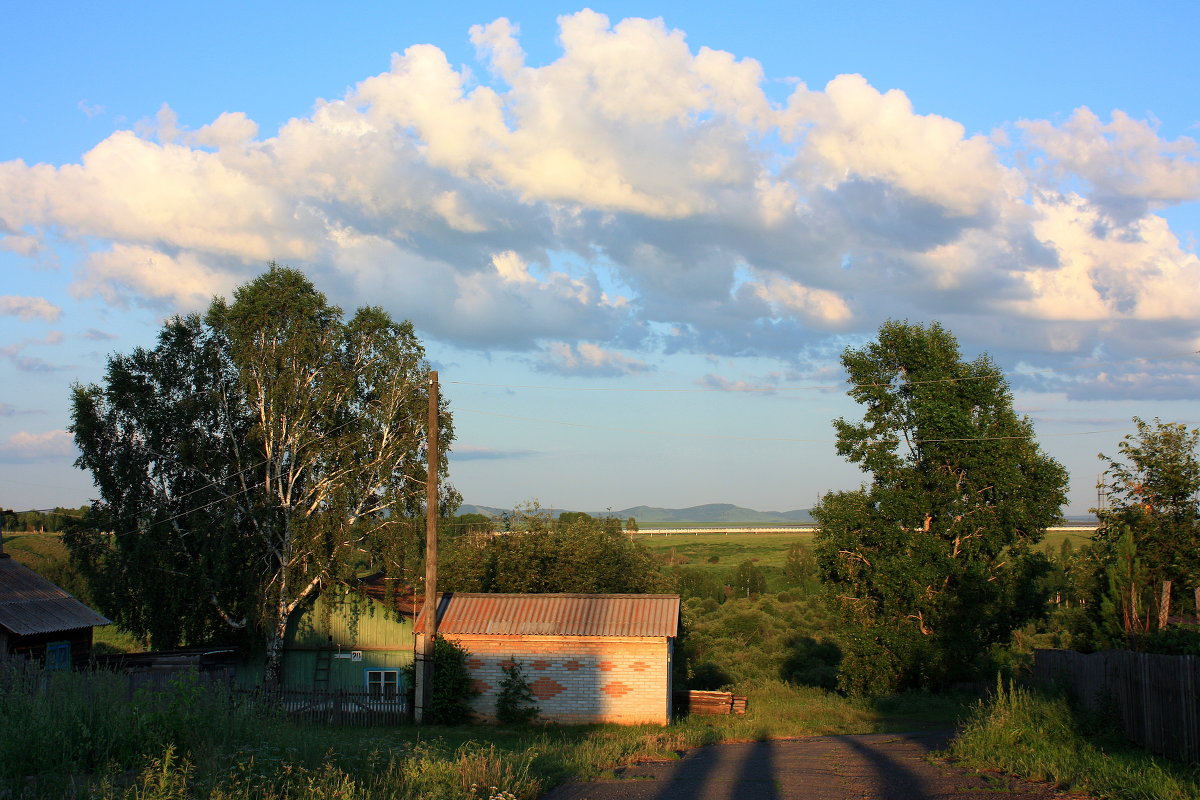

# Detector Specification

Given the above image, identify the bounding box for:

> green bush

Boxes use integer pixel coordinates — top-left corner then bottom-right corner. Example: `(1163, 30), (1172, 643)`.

(1140, 623), (1200, 655)
(495, 662), (539, 725)
(429, 636), (480, 725)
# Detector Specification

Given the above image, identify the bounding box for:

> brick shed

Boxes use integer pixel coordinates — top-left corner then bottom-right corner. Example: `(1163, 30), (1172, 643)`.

(416, 593), (680, 725)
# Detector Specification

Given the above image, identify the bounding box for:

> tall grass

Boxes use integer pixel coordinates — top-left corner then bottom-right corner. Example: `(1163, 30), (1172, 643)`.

(0, 663), (262, 783)
(2, 663), (965, 800)
(951, 680), (1200, 800)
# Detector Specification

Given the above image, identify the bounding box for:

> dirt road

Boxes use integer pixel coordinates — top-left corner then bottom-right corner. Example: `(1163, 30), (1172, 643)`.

(541, 730), (1066, 800)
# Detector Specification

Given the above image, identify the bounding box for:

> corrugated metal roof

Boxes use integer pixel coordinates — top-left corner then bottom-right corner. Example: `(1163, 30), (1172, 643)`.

(0, 556), (111, 636)
(416, 593), (679, 638)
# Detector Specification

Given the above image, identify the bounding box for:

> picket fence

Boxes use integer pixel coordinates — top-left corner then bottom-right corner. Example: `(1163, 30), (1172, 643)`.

(236, 687), (410, 726)
(1034, 648), (1200, 762)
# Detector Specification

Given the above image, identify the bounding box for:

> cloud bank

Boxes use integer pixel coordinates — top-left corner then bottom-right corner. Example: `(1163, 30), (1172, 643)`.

(2, 10), (1197, 396)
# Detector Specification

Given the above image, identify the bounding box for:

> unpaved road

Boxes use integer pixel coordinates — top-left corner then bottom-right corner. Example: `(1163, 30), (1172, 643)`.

(542, 730), (1069, 800)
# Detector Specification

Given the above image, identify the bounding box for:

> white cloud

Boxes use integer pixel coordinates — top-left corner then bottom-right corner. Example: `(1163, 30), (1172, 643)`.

(695, 372), (782, 393)
(537, 342), (651, 376)
(0, 295), (61, 321)
(1021, 108), (1200, 219)
(1, 332), (66, 372)
(0, 11), (1197, 397)
(0, 430), (74, 462)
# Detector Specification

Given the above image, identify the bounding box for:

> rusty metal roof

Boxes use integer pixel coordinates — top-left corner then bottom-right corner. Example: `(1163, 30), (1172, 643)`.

(0, 556), (111, 636)
(416, 593), (680, 638)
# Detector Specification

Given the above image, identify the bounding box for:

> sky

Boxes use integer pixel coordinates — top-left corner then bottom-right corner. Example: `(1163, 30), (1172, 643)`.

(2, 1), (1198, 517)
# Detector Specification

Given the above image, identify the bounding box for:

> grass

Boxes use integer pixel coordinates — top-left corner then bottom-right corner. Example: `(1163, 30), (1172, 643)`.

(639, 531), (812, 569)
(0, 663), (971, 800)
(951, 680), (1200, 800)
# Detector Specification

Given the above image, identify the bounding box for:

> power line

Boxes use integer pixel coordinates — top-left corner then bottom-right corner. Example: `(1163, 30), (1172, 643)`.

(446, 352), (1198, 395)
(454, 406), (1128, 445)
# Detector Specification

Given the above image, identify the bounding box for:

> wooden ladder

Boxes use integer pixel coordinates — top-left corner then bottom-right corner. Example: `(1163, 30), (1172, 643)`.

(313, 649), (332, 688)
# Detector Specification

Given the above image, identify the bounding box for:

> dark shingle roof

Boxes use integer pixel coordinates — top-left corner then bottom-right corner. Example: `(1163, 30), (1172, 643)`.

(0, 556), (111, 635)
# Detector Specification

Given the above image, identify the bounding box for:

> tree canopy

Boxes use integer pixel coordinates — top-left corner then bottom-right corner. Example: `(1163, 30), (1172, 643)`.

(812, 320), (1067, 694)
(1092, 417), (1200, 638)
(68, 265), (453, 683)
(439, 506), (663, 594)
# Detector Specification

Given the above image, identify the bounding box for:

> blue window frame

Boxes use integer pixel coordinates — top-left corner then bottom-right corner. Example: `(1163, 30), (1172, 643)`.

(45, 641), (70, 671)
(364, 669), (400, 702)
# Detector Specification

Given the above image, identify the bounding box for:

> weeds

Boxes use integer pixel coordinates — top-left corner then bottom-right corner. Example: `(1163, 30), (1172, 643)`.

(951, 680), (1200, 800)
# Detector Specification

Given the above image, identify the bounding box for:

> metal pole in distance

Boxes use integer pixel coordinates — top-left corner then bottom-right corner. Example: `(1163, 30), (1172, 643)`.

(416, 371), (439, 722)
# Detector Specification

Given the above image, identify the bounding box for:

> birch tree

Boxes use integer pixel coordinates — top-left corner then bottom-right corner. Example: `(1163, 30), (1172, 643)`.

(70, 266), (454, 685)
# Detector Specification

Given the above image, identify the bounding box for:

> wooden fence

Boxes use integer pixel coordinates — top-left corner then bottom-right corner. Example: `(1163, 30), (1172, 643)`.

(1034, 649), (1200, 761)
(237, 687), (410, 726)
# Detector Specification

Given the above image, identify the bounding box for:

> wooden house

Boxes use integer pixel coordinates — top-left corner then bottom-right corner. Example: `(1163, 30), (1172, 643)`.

(416, 593), (681, 725)
(237, 576), (417, 696)
(0, 548), (110, 669)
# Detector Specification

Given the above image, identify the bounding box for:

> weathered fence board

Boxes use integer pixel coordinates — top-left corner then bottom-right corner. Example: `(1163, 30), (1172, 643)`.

(238, 688), (410, 726)
(1034, 649), (1200, 762)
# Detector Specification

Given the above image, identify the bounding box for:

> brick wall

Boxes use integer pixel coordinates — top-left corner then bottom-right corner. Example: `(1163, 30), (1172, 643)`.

(445, 634), (671, 725)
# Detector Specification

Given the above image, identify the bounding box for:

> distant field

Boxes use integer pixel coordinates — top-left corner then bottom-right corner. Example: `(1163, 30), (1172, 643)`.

(638, 530), (812, 570)
(1, 532), (69, 568)
(637, 526), (1097, 570)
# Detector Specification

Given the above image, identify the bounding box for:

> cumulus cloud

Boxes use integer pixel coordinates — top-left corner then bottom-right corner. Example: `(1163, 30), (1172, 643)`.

(1021, 108), (1200, 221)
(0, 11), (1198, 397)
(0, 295), (61, 321)
(536, 342), (652, 377)
(0, 430), (74, 462)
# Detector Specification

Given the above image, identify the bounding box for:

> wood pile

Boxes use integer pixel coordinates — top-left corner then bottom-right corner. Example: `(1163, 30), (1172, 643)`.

(675, 690), (749, 716)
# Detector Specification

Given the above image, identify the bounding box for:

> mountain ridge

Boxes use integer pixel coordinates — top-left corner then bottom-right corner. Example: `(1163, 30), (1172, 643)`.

(458, 501), (814, 525)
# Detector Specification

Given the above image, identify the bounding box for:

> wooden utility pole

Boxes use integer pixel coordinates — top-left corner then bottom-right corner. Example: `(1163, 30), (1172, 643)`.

(415, 371), (439, 722)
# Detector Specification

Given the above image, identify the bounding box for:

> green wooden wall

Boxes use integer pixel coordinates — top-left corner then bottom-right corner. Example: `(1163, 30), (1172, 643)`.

(236, 587), (413, 690)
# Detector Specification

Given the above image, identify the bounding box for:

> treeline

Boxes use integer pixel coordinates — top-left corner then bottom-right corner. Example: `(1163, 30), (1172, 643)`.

(0, 507), (90, 533)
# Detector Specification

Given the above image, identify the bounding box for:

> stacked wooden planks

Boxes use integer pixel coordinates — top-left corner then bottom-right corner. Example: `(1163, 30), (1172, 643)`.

(675, 690), (749, 716)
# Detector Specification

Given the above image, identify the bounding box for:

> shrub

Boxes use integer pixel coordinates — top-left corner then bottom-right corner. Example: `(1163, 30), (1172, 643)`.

(430, 636), (480, 725)
(495, 662), (539, 724)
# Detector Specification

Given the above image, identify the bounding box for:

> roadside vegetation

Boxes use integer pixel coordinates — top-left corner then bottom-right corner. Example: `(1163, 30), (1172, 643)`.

(0, 664), (967, 800)
(954, 681), (1200, 800)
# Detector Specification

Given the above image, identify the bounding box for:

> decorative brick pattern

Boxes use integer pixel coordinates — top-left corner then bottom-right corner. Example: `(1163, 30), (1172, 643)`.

(466, 658), (484, 670)
(529, 677), (567, 700)
(499, 659), (516, 670)
(472, 679), (492, 694)
(441, 635), (673, 725)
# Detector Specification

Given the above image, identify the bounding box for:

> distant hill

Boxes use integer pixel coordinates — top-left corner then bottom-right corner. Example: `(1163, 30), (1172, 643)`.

(457, 502), (813, 526)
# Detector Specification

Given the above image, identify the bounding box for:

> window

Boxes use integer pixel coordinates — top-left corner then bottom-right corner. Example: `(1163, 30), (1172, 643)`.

(365, 669), (400, 702)
(45, 641), (70, 671)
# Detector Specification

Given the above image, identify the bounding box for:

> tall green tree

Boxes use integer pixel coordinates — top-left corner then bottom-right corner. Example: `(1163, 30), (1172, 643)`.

(812, 321), (1067, 694)
(1094, 417), (1200, 622)
(68, 266), (454, 684)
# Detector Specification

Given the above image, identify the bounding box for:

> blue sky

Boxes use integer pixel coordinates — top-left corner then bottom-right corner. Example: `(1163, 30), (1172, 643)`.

(2, 1), (1198, 516)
